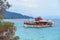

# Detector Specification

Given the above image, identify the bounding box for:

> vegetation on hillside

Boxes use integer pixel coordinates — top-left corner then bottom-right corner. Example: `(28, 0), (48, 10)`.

(0, 0), (20, 40)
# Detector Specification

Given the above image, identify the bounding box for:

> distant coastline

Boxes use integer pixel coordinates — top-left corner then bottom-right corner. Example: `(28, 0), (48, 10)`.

(3, 11), (33, 19)
(3, 11), (60, 19)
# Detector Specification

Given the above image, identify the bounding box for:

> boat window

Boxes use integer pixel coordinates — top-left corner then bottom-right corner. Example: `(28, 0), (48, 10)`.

(34, 22), (40, 24)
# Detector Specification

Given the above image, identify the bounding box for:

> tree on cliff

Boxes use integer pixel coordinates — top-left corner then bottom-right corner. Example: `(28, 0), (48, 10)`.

(0, 0), (19, 40)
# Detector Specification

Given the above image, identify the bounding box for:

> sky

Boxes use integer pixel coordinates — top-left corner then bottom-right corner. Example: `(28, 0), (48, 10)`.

(7, 0), (60, 17)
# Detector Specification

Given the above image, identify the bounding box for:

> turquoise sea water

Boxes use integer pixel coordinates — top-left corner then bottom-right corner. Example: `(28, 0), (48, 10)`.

(4, 19), (60, 40)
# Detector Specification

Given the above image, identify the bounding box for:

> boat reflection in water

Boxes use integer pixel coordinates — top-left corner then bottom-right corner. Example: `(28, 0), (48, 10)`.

(24, 17), (53, 27)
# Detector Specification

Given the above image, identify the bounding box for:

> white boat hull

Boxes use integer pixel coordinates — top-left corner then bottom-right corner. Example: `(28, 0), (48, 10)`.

(24, 24), (52, 28)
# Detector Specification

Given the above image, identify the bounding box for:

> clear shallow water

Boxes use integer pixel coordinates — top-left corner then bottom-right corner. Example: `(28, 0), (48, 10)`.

(4, 19), (60, 40)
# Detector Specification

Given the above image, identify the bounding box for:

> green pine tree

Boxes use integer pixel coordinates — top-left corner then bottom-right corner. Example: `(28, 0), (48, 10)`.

(0, 0), (19, 40)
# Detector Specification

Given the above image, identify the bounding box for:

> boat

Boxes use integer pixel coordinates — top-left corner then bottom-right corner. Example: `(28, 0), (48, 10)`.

(24, 17), (53, 27)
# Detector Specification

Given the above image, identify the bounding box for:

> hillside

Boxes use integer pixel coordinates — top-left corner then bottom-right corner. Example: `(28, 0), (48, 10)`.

(3, 11), (33, 19)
